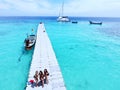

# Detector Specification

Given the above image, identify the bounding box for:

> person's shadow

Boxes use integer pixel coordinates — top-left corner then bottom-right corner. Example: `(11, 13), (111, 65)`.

(38, 79), (47, 86)
(28, 81), (37, 88)
(28, 79), (47, 88)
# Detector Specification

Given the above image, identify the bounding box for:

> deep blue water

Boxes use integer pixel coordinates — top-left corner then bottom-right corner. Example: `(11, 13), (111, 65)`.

(0, 16), (120, 22)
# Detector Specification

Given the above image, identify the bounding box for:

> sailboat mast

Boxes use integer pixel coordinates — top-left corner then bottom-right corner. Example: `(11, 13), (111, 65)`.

(57, 0), (70, 22)
(61, 1), (64, 16)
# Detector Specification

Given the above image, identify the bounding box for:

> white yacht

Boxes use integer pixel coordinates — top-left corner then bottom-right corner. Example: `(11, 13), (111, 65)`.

(57, 16), (70, 22)
(57, 1), (70, 22)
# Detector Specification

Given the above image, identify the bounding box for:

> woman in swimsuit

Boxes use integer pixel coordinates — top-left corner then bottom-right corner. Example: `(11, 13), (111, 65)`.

(44, 69), (49, 84)
(33, 71), (38, 86)
(39, 71), (44, 88)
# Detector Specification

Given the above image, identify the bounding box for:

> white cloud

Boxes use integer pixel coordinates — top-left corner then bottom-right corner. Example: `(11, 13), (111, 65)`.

(0, 0), (120, 17)
(0, 0), (54, 16)
(64, 0), (120, 17)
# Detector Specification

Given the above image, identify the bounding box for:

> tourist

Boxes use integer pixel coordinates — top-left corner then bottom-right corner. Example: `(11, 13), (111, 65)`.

(44, 69), (49, 84)
(25, 39), (29, 47)
(39, 71), (44, 88)
(33, 71), (38, 87)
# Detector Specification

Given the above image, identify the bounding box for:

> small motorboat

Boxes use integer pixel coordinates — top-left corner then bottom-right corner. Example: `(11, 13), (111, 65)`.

(72, 21), (78, 24)
(24, 34), (36, 50)
(89, 21), (102, 25)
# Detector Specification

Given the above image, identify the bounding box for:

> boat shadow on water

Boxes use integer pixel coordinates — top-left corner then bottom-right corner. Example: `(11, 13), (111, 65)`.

(18, 47), (27, 62)
(18, 46), (34, 62)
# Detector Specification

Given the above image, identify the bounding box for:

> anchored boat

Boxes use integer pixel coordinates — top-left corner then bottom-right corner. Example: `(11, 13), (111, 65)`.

(57, 16), (70, 22)
(57, 1), (70, 22)
(24, 34), (36, 50)
(72, 21), (78, 24)
(89, 21), (102, 25)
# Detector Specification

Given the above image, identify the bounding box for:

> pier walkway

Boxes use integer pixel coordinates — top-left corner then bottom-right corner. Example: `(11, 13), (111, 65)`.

(26, 23), (66, 90)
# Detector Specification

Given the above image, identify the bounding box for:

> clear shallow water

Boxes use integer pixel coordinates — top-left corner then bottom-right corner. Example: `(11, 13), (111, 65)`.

(0, 18), (38, 90)
(0, 17), (120, 90)
(46, 20), (120, 90)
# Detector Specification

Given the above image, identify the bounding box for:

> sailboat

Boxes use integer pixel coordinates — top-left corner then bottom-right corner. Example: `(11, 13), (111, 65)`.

(57, 1), (70, 22)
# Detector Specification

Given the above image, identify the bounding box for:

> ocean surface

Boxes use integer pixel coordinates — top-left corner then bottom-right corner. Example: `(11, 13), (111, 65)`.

(0, 16), (120, 90)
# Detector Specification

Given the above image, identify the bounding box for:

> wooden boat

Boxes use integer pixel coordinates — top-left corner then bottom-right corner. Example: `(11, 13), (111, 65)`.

(24, 34), (36, 50)
(89, 21), (102, 25)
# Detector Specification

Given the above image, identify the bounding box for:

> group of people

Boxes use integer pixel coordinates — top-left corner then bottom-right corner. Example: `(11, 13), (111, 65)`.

(33, 69), (49, 88)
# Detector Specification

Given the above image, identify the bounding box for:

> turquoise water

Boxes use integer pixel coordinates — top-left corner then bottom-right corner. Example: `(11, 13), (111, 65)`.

(0, 17), (120, 90)
(46, 21), (120, 90)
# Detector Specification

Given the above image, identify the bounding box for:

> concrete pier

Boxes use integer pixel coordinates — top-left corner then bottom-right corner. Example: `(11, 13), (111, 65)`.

(26, 23), (66, 90)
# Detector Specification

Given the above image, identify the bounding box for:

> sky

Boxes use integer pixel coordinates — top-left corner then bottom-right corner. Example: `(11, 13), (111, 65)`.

(0, 0), (120, 17)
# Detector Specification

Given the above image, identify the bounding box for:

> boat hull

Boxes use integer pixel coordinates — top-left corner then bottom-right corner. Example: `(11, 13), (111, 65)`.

(25, 43), (35, 50)
(72, 21), (78, 24)
(89, 21), (102, 25)
(57, 16), (70, 22)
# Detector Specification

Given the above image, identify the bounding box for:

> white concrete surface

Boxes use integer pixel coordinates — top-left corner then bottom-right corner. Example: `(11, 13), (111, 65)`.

(25, 23), (66, 90)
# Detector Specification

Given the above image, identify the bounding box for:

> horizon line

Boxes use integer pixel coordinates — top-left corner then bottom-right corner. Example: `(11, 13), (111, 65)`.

(0, 16), (120, 18)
